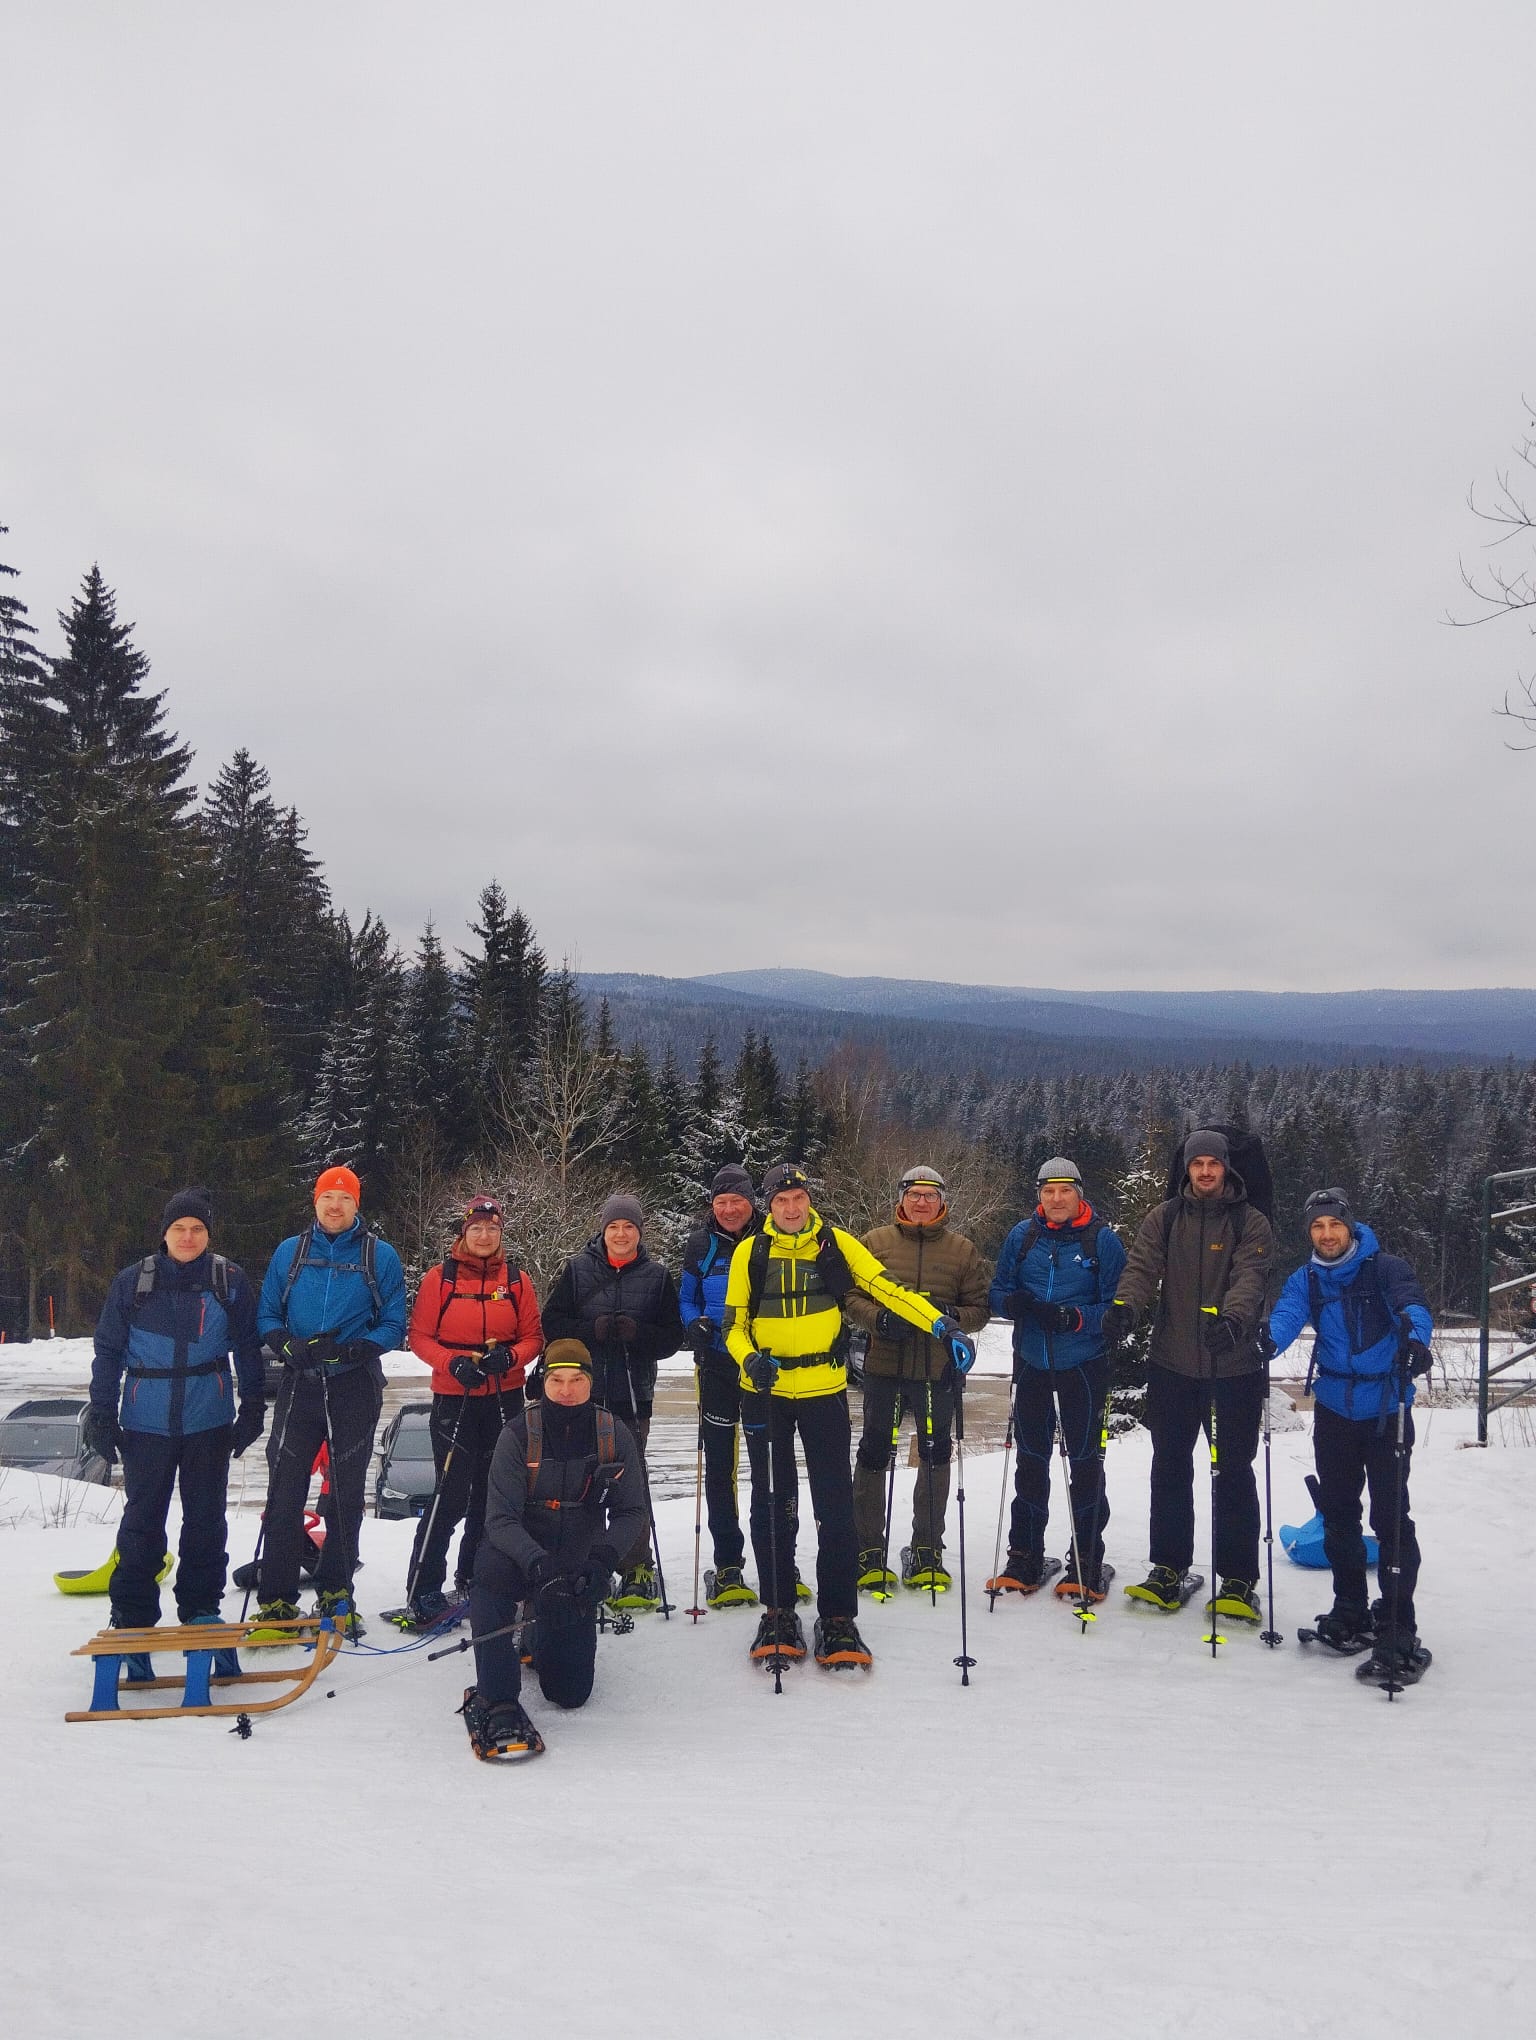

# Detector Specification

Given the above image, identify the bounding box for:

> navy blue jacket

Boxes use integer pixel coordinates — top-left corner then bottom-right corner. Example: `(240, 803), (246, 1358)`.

(258, 1219), (407, 1371)
(679, 1216), (761, 1363)
(989, 1207), (1126, 1373)
(1269, 1223), (1432, 1422)
(93, 1251), (263, 1437)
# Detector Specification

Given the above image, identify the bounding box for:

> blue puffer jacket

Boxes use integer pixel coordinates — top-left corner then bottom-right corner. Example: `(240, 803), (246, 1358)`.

(1268, 1224), (1433, 1422)
(92, 1251), (263, 1437)
(679, 1216), (762, 1363)
(989, 1207), (1127, 1372)
(258, 1220), (407, 1370)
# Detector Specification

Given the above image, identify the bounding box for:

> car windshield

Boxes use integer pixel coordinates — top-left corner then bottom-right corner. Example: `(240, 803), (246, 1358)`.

(0, 1417), (79, 1458)
(391, 1427), (434, 1463)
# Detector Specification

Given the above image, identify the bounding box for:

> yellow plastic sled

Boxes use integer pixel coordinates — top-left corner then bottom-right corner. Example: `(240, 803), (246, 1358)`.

(54, 1550), (175, 1595)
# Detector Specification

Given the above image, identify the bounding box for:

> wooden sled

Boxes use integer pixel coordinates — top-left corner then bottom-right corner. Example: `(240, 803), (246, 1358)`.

(67, 1616), (343, 1723)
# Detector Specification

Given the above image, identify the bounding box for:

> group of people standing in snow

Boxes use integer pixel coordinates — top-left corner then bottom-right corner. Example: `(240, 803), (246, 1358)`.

(84, 1126), (1436, 1757)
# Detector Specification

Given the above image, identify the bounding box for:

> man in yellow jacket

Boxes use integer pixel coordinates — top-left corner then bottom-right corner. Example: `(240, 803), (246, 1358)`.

(724, 1162), (976, 1670)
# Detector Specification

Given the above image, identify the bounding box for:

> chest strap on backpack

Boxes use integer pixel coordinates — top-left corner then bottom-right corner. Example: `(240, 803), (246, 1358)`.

(133, 1253), (230, 1307)
(277, 1226), (384, 1320)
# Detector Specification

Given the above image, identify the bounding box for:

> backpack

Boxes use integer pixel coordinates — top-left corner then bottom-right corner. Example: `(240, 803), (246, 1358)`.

(744, 1222), (854, 1324)
(134, 1254), (230, 1307)
(524, 1401), (621, 1503)
(1162, 1124), (1274, 1224)
(1004, 1211), (1108, 1279)
(430, 1253), (524, 1338)
(276, 1225), (384, 1321)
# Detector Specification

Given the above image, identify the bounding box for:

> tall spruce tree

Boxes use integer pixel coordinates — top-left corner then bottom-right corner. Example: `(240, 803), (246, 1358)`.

(458, 882), (547, 1144)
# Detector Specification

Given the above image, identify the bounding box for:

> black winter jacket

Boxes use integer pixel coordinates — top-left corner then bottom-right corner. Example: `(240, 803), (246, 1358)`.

(482, 1401), (647, 1577)
(541, 1238), (683, 1411)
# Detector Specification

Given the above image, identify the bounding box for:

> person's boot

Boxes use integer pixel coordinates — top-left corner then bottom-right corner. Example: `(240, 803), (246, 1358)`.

(1124, 1564), (1191, 1611)
(902, 1545), (952, 1592)
(610, 1564), (661, 1611)
(315, 1588), (366, 1638)
(461, 1687), (544, 1759)
(857, 1547), (898, 1594)
(245, 1598), (302, 1647)
(705, 1564), (758, 1609)
(748, 1608), (807, 1662)
(108, 1611), (155, 1684)
(183, 1609), (241, 1678)
(813, 1614), (873, 1668)
(1206, 1577), (1261, 1623)
(986, 1549), (1060, 1594)
(1312, 1605), (1375, 1654)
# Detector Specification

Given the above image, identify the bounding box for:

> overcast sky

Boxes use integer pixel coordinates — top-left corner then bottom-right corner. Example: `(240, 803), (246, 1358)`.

(4, 4), (1534, 993)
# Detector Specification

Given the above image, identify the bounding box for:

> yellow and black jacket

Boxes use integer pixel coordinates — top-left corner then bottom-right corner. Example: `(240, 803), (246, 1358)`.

(723, 1208), (942, 1401)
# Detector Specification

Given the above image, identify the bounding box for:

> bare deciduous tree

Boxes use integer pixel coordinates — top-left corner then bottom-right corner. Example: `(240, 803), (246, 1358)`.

(1449, 398), (1536, 746)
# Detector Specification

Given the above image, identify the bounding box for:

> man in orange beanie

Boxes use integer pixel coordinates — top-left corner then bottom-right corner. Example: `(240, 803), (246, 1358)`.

(251, 1165), (406, 1638)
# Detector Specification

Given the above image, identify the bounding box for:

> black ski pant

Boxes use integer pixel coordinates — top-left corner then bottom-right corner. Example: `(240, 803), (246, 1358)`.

(698, 1362), (746, 1570)
(111, 1425), (233, 1626)
(742, 1387), (857, 1619)
(407, 1388), (523, 1599)
(1008, 1357), (1110, 1574)
(470, 1541), (598, 1711)
(1146, 1363), (1263, 1581)
(1313, 1401), (1420, 1632)
(852, 1372), (955, 1555)
(259, 1362), (383, 1605)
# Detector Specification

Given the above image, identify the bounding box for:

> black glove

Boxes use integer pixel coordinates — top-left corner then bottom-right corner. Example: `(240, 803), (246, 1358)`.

(82, 1403), (123, 1464)
(449, 1354), (489, 1389)
(526, 1552), (556, 1591)
(268, 1331), (315, 1370)
(338, 1339), (385, 1367)
(1406, 1338), (1433, 1378)
(1255, 1324), (1278, 1363)
(307, 1332), (342, 1366)
(480, 1343), (516, 1379)
(686, 1318), (718, 1356)
(874, 1308), (909, 1341)
(1036, 1302), (1084, 1335)
(230, 1399), (266, 1458)
(581, 1542), (621, 1600)
(1202, 1315), (1244, 1362)
(1100, 1302), (1136, 1342)
(745, 1351), (779, 1393)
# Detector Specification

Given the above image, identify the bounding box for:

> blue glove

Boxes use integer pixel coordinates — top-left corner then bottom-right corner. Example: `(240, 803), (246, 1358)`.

(745, 1351), (779, 1393)
(934, 1316), (975, 1375)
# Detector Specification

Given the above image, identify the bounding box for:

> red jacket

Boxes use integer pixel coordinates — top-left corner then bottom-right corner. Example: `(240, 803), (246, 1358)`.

(409, 1252), (543, 1396)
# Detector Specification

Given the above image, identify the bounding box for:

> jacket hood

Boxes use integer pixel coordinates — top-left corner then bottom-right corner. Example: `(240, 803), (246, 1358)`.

(1180, 1167), (1248, 1206)
(763, 1209), (824, 1247)
(894, 1211), (949, 1238)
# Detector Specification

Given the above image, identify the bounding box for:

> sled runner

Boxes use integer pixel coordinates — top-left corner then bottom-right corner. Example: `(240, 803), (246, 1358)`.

(66, 1615), (342, 1723)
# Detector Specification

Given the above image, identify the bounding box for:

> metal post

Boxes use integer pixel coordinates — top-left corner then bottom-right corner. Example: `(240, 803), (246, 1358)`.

(1478, 1172), (1494, 1446)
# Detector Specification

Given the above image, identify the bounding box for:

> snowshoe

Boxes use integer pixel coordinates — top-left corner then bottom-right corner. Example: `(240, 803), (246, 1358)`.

(901, 1546), (952, 1593)
(460, 1687), (545, 1761)
(1356, 1636), (1432, 1690)
(245, 1598), (304, 1647)
(609, 1565), (661, 1612)
(704, 1566), (758, 1609)
(107, 1613), (154, 1684)
(749, 1609), (807, 1668)
(184, 1610), (241, 1678)
(1205, 1577), (1261, 1624)
(987, 1552), (1062, 1595)
(1124, 1566), (1204, 1612)
(381, 1589), (466, 1634)
(813, 1615), (873, 1670)
(1298, 1607), (1375, 1655)
(315, 1589), (365, 1638)
(1055, 1562), (1115, 1604)
(857, 1548), (899, 1596)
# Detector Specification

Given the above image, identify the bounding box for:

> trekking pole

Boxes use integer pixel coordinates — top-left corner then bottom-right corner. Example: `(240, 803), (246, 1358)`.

(1044, 1327), (1094, 1632)
(1204, 1383), (1222, 1656)
(426, 1611), (535, 1662)
(318, 1366), (362, 1645)
(623, 1351), (672, 1620)
(988, 1393), (1015, 1613)
(239, 1361), (299, 1620)
(763, 1396), (785, 1697)
(404, 1391), (471, 1610)
(1382, 1345), (1411, 1701)
(875, 1374), (902, 1602)
(1258, 1353), (1282, 1648)
(922, 1382), (940, 1607)
(952, 1367), (974, 1685)
(686, 1373), (707, 1620)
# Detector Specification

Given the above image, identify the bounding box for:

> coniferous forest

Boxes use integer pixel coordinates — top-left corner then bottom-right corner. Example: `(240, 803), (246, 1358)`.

(3, 536), (1534, 1336)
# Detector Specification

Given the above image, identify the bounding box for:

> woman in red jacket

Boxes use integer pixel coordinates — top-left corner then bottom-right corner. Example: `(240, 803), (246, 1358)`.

(392, 1194), (543, 1628)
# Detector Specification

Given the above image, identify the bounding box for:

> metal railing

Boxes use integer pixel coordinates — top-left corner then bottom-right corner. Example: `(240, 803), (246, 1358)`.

(1478, 1164), (1536, 1443)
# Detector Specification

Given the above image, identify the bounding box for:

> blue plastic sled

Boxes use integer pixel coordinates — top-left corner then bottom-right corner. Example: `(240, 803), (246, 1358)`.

(1280, 1511), (1379, 1569)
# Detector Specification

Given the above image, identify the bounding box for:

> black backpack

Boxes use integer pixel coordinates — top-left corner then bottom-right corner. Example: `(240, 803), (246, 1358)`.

(134, 1254), (230, 1307)
(1163, 1124), (1274, 1221)
(744, 1222), (854, 1326)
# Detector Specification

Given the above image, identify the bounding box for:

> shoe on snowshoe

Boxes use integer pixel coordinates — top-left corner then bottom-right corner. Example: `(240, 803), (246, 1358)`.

(382, 1588), (462, 1633)
(902, 1545), (952, 1592)
(609, 1564), (661, 1611)
(749, 1609), (807, 1663)
(1356, 1632), (1432, 1689)
(315, 1588), (365, 1638)
(794, 1568), (812, 1604)
(705, 1565), (758, 1609)
(1055, 1562), (1115, 1603)
(245, 1598), (304, 1647)
(987, 1551), (1061, 1595)
(813, 1615), (873, 1669)
(857, 1548), (899, 1595)
(1305, 1606), (1375, 1654)
(1205, 1577), (1261, 1623)
(108, 1612), (155, 1684)
(184, 1609), (241, 1678)
(1124, 1565), (1201, 1611)
(460, 1687), (545, 1760)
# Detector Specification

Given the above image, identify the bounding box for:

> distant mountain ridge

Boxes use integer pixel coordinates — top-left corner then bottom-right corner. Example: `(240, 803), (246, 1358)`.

(693, 971), (1536, 1061)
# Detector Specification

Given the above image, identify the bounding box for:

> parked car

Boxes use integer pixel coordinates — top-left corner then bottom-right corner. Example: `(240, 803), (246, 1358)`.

(0, 1398), (112, 1484)
(374, 1403), (437, 1518)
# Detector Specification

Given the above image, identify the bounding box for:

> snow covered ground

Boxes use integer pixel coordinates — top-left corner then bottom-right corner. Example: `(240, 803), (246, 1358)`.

(3, 1390), (1534, 2039)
